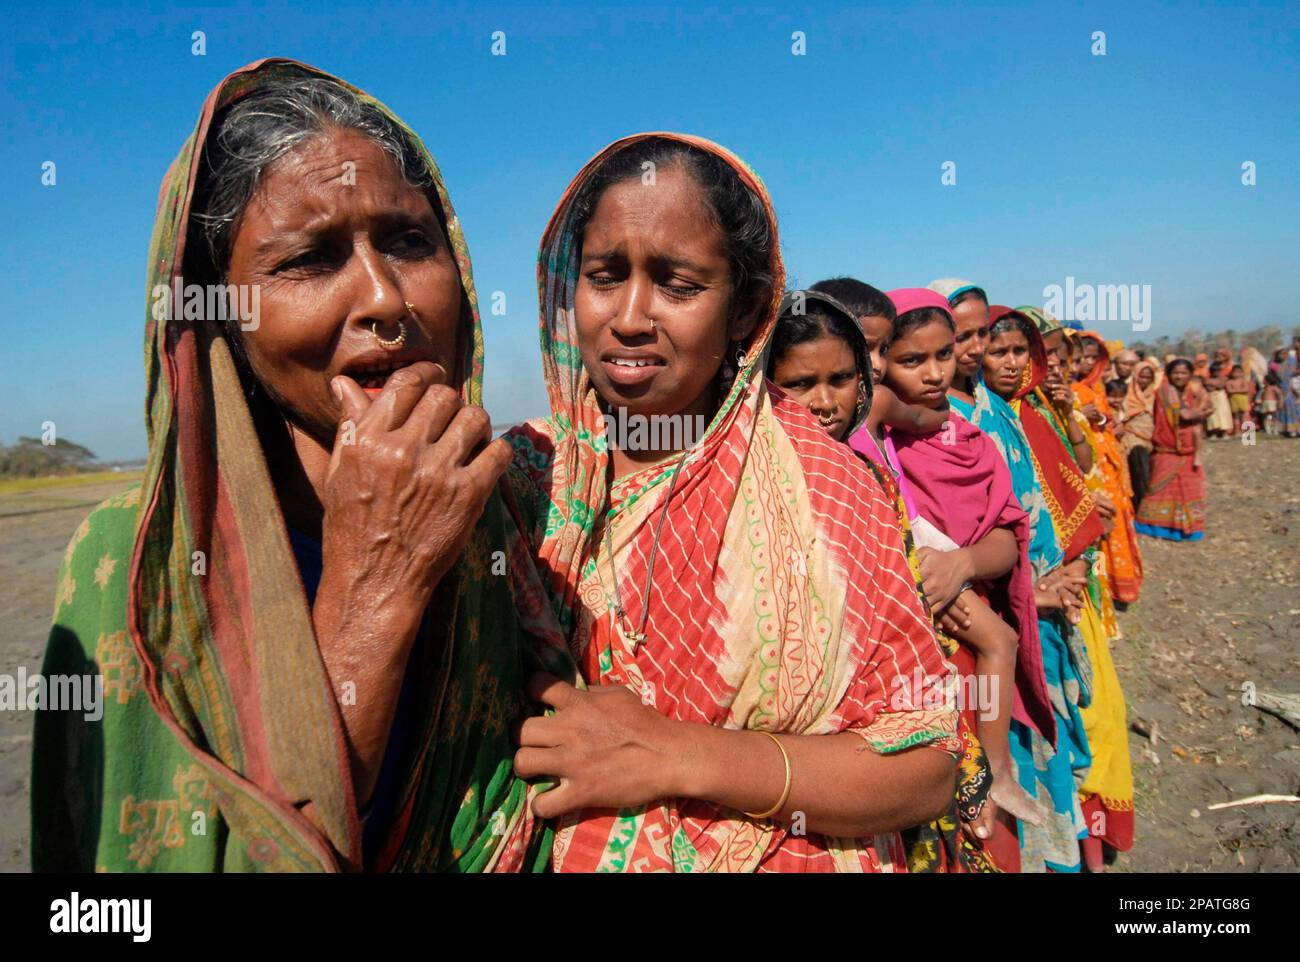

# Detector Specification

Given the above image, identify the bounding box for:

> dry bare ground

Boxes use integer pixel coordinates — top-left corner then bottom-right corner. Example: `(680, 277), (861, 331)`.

(0, 477), (139, 872)
(1, 439), (1297, 872)
(1116, 434), (1300, 871)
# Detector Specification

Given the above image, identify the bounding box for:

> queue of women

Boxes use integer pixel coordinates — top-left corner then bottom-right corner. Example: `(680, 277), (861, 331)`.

(32, 59), (1262, 873)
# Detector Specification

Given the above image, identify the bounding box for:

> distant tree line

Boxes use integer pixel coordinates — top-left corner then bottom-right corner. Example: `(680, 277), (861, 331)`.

(0, 437), (98, 478)
(1128, 323), (1300, 361)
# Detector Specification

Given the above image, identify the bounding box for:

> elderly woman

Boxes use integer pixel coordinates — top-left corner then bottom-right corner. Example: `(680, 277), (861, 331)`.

(507, 134), (961, 872)
(31, 60), (571, 872)
(1111, 348), (1139, 388)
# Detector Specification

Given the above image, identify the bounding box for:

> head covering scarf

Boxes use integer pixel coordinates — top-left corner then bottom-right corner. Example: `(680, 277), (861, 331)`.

(927, 278), (982, 304)
(772, 288), (874, 433)
(1072, 331), (1114, 407)
(1019, 305), (1061, 336)
(893, 287), (956, 317)
(1069, 331), (1144, 604)
(848, 287), (953, 508)
(1239, 346), (1269, 385)
(1011, 308), (1106, 563)
(32, 59), (571, 873)
(507, 133), (960, 873)
(950, 307), (1062, 578)
(1112, 349), (1139, 383)
(1122, 358), (1162, 421)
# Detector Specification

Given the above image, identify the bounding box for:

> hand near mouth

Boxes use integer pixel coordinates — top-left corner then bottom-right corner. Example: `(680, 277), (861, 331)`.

(313, 359), (513, 800)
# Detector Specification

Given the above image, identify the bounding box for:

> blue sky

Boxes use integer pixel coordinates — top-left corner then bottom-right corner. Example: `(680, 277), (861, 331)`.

(2, 1), (1297, 460)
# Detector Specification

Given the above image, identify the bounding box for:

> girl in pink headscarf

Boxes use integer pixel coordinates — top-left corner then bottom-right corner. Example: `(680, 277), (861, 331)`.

(880, 289), (1054, 871)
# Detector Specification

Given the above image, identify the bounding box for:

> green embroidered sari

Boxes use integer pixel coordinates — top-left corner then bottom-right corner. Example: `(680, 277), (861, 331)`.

(31, 59), (571, 873)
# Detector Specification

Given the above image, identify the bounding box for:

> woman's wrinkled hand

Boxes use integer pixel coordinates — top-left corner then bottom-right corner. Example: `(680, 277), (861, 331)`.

(321, 361), (512, 622)
(1035, 565), (1087, 623)
(514, 673), (683, 818)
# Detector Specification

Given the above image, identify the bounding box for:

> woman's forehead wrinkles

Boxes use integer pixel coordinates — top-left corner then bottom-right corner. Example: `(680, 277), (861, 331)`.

(247, 175), (432, 249)
(580, 233), (722, 277)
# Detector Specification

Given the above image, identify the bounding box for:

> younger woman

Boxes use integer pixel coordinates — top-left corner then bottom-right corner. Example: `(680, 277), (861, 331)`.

(970, 306), (1099, 872)
(510, 135), (961, 872)
(1283, 349), (1300, 438)
(1022, 308), (1136, 869)
(1135, 359), (1213, 541)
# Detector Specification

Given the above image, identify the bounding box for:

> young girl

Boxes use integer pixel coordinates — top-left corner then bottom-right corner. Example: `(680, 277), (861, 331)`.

(1105, 380), (1128, 429)
(876, 289), (1056, 867)
(1261, 371), (1284, 434)
(767, 286), (996, 642)
(1203, 360), (1234, 438)
(1225, 364), (1255, 435)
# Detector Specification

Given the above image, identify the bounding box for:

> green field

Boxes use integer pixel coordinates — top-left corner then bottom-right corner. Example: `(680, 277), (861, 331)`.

(0, 470), (142, 496)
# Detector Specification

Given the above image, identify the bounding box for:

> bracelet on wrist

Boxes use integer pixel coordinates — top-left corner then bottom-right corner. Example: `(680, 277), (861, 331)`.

(743, 732), (793, 820)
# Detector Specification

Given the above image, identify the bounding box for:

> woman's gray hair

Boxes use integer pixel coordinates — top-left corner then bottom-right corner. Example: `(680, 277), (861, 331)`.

(191, 75), (432, 277)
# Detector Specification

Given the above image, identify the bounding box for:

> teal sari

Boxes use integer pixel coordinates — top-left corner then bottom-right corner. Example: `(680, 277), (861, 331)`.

(951, 378), (1092, 872)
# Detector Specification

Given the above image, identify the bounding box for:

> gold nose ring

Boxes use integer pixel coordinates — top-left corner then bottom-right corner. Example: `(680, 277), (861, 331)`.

(371, 316), (408, 351)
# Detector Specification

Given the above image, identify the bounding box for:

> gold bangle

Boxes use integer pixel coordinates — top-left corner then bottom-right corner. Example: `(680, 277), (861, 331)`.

(743, 731), (792, 820)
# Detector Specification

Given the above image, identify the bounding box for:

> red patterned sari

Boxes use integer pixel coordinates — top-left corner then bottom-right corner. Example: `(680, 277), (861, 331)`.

(1135, 380), (1207, 541)
(508, 133), (961, 872)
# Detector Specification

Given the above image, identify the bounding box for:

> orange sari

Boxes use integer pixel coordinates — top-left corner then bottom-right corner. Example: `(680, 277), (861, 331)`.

(1070, 332), (1144, 604)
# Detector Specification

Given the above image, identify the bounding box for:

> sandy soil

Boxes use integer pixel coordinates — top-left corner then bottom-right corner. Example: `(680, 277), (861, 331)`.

(0, 477), (141, 872)
(1115, 434), (1300, 871)
(1, 440), (1297, 872)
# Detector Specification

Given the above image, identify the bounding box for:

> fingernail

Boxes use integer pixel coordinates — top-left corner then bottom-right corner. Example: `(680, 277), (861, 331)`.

(330, 378), (343, 400)
(976, 827), (990, 839)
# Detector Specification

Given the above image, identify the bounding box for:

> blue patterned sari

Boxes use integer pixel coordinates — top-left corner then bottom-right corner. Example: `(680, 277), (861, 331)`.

(951, 378), (1093, 872)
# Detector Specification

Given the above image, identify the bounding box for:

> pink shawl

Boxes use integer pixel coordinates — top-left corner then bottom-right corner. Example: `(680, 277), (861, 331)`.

(889, 414), (1054, 743)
